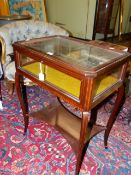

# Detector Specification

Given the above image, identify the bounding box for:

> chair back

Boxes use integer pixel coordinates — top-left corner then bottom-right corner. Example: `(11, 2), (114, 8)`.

(0, 20), (69, 64)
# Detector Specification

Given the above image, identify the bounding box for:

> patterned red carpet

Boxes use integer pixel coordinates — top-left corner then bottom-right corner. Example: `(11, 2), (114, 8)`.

(0, 82), (131, 175)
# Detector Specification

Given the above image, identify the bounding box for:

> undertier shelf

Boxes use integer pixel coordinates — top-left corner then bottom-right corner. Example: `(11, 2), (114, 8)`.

(30, 100), (106, 153)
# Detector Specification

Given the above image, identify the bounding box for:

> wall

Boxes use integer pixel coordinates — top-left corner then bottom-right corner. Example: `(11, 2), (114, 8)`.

(46, 0), (96, 40)
(85, 0), (96, 39)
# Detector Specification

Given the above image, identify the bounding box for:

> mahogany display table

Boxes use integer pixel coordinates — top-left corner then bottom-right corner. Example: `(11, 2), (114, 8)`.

(13, 36), (130, 175)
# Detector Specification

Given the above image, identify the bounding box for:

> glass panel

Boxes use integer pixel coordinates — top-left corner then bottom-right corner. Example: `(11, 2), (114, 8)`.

(24, 36), (122, 71)
(93, 68), (121, 98)
(21, 56), (81, 98)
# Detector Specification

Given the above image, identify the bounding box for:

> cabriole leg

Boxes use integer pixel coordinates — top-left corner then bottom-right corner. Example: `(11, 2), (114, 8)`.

(15, 72), (29, 134)
(104, 85), (125, 148)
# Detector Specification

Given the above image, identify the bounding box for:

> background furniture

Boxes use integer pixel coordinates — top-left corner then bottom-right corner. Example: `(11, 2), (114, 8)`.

(0, 20), (68, 95)
(0, 15), (31, 27)
(0, 15), (31, 20)
(45, 0), (131, 40)
(93, 0), (120, 40)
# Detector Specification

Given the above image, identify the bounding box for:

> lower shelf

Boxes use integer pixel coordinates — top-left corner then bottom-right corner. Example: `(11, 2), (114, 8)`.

(30, 99), (106, 153)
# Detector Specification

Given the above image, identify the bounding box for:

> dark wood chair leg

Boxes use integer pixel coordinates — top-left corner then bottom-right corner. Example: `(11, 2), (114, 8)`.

(15, 72), (29, 134)
(21, 84), (29, 134)
(0, 80), (1, 99)
(104, 85), (125, 148)
(0, 80), (3, 110)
